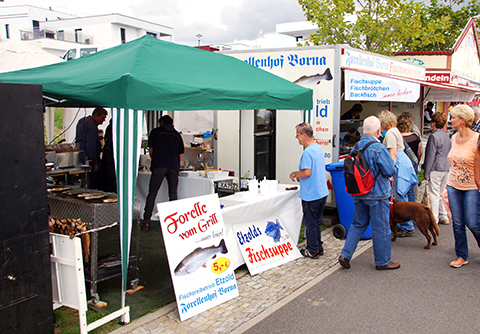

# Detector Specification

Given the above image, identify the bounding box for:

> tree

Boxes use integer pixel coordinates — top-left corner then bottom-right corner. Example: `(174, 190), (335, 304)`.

(419, 0), (480, 51)
(298, 0), (449, 55)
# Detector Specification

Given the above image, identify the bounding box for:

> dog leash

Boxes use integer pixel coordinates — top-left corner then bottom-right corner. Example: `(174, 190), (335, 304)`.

(389, 178), (394, 221)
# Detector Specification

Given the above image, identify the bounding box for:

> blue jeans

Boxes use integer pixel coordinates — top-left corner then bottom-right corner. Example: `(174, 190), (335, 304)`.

(341, 198), (391, 266)
(407, 185), (416, 203)
(302, 196), (327, 254)
(447, 186), (480, 260)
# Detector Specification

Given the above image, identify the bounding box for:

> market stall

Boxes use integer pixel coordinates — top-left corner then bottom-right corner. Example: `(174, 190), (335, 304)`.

(396, 18), (480, 115)
(0, 35), (312, 323)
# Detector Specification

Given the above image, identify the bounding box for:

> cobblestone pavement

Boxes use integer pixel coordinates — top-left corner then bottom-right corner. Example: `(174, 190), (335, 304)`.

(111, 227), (371, 334)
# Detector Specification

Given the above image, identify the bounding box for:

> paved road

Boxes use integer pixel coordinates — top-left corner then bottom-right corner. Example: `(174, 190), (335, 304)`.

(243, 223), (480, 334)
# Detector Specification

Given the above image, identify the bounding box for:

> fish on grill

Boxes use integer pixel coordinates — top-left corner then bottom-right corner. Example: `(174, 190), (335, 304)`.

(84, 193), (105, 200)
(47, 187), (69, 192)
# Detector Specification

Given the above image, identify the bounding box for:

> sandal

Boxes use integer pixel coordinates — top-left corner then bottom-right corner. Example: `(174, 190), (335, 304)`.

(450, 258), (468, 268)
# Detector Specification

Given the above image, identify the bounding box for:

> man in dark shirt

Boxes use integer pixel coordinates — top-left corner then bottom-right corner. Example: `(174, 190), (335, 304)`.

(142, 115), (184, 230)
(75, 107), (107, 189)
(424, 102), (434, 124)
(341, 103), (363, 120)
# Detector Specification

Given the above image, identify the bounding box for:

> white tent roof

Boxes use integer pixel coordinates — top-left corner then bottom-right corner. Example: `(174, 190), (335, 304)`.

(0, 40), (64, 73)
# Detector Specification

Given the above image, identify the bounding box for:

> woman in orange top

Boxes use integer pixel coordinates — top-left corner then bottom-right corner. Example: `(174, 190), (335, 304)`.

(447, 105), (480, 268)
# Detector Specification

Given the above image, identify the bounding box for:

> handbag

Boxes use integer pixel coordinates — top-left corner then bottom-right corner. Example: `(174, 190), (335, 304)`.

(421, 181), (432, 209)
(403, 139), (418, 169)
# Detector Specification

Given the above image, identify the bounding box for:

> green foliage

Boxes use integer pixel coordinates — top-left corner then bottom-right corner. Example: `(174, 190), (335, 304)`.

(298, 0), (461, 55)
(417, 168), (425, 182)
(44, 108), (65, 144)
(418, 0), (480, 51)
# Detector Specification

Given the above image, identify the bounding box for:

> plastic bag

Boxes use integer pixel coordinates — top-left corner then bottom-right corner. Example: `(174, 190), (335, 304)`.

(421, 180), (432, 208)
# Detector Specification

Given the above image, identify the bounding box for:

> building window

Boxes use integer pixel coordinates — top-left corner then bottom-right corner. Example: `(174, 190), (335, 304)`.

(58, 30), (64, 41)
(146, 32), (157, 38)
(5, 24), (9, 39)
(33, 20), (40, 38)
(120, 28), (126, 44)
(75, 29), (82, 43)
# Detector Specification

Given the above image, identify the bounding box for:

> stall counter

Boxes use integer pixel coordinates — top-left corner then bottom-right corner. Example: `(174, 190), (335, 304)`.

(135, 171), (233, 219)
(219, 184), (302, 270)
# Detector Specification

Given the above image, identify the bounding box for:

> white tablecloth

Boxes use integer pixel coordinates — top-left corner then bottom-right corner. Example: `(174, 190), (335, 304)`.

(135, 172), (233, 219)
(219, 185), (303, 270)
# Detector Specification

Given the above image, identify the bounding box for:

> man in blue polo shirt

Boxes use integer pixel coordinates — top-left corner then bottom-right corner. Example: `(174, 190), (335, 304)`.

(290, 122), (329, 259)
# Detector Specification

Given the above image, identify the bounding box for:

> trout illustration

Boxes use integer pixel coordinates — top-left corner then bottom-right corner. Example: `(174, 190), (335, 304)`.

(294, 68), (333, 85)
(174, 239), (228, 276)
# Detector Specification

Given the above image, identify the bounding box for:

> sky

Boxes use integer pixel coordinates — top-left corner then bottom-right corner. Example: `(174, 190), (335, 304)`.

(6, 0), (308, 47)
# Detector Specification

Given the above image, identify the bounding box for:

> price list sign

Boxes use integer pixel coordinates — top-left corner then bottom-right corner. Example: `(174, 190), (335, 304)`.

(157, 194), (239, 321)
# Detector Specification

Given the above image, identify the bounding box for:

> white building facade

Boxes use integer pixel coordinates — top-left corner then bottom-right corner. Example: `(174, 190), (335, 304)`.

(0, 4), (174, 57)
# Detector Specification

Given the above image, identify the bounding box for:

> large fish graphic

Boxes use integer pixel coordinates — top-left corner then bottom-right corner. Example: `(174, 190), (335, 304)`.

(265, 218), (284, 243)
(174, 239), (228, 276)
(294, 68), (333, 85)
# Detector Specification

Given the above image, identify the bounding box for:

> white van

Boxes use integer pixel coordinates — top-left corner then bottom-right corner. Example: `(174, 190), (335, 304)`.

(61, 45), (113, 61)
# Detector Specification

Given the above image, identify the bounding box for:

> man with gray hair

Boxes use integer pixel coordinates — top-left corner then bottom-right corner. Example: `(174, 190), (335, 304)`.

(339, 116), (399, 270)
(290, 122), (329, 259)
(470, 106), (480, 132)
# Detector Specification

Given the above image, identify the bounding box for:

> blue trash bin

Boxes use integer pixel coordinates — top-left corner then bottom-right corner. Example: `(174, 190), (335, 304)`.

(326, 161), (372, 239)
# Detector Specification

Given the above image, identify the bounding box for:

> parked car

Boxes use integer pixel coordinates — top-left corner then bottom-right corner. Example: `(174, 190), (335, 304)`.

(61, 45), (113, 60)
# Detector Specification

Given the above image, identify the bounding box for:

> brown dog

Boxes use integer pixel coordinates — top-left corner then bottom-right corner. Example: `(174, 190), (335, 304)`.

(390, 201), (440, 249)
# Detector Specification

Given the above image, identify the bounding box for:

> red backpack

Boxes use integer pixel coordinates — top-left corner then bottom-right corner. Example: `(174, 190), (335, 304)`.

(344, 141), (378, 196)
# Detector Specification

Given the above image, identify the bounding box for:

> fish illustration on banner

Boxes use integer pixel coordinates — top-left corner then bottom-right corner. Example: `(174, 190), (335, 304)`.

(294, 68), (333, 85)
(265, 219), (284, 243)
(174, 239), (228, 276)
(233, 216), (301, 276)
(157, 194), (238, 321)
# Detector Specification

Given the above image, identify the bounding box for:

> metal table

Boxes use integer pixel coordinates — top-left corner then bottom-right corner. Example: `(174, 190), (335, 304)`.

(46, 166), (90, 186)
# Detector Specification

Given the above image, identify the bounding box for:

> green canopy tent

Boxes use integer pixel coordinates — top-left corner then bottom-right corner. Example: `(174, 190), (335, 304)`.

(0, 35), (312, 321)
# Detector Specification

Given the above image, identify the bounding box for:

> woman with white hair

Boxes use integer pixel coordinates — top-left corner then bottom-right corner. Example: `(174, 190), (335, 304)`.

(447, 105), (480, 268)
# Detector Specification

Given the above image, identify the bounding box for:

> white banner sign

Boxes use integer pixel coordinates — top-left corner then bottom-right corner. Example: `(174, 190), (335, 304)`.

(157, 194), (239, 321)
(345, 70), (420, 102)
(342, 49), (425, 80)
(425, 88), (475, 102)
(232, 217), (301, 276)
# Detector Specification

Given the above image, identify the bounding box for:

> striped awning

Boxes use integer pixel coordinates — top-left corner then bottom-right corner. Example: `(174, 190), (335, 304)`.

(112, 108), (144, 303)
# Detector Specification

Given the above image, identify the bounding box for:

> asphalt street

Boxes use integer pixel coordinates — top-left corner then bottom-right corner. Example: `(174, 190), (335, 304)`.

(242, 222), (480, 334)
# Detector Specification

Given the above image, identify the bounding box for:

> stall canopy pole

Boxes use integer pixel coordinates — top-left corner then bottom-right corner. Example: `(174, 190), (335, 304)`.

(112, 108), (144, 318)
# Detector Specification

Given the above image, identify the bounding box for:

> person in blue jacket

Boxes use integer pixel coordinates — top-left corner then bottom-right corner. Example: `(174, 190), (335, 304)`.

(338, 116), (400, 270)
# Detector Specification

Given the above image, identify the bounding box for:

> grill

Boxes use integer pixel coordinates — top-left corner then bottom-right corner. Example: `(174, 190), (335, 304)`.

(47, 187), (141, 304)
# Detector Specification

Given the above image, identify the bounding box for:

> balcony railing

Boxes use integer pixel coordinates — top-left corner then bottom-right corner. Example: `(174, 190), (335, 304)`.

(20, 27), (94, 45)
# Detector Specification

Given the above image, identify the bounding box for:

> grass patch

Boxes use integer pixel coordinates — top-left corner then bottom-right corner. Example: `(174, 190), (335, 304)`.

(417, 169), (425, 182)
(54, 307), (121, 334)
(45, 108), (65, 144)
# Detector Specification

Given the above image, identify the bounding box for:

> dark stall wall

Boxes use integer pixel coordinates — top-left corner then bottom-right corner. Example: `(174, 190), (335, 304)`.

(0, 83), (53, 333)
